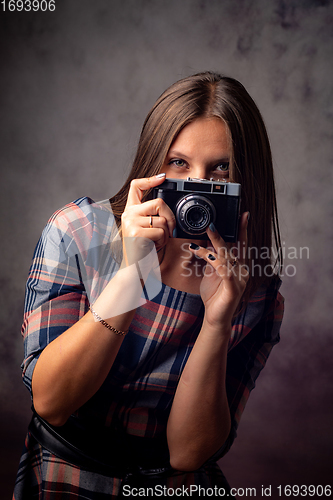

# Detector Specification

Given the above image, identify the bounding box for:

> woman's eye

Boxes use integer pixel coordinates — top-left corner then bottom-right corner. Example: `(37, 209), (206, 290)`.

(215, 162), (229, 172)
(171, 159), (187, 168)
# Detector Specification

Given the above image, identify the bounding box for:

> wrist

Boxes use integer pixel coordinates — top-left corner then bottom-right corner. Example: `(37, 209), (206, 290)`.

(201, 317), (232, 340)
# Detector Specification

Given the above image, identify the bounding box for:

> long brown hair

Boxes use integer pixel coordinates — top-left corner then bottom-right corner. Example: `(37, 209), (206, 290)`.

(110, 72), (282, 298)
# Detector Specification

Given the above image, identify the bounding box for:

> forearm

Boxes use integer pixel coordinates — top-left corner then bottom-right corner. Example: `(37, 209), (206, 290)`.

(32, 267), (142, 426)
(167, 320), (231, 471)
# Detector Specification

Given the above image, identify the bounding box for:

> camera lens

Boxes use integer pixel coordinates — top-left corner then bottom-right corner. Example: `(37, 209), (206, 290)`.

(176, 195), (216, 235)
(186, 206), (209, 228)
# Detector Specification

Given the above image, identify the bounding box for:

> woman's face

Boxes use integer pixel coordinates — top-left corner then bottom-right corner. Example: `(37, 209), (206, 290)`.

(160, 117), (231, 182)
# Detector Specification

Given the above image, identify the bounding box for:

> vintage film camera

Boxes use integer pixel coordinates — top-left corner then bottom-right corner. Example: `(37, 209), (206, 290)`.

(153, 178), (241, 241)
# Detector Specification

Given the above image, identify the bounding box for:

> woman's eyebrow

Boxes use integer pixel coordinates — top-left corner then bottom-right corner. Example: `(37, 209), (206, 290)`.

(167, 150), (191, 160)
(167, 150), (230, 163)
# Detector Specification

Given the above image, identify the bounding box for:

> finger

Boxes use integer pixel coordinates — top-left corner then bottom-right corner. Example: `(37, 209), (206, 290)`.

(205, 223), (229, 262)
(206, 215), (249, 265)
(122, 225), (168, 254)
(188, 243), (228, 273)
(144, 215), (167, 232)
(149, 201), (176, 239)
(127, 198), (176, 238)
(121, 212), (168, 241)
(125, 174), (166, 208)
(189, 243), (248, 282)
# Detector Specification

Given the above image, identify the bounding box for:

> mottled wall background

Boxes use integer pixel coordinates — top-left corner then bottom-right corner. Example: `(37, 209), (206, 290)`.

(1, 0), (332, 498)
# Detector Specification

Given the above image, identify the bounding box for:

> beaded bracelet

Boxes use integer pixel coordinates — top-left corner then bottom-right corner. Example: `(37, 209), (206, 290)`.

(90, 306), (127, 336)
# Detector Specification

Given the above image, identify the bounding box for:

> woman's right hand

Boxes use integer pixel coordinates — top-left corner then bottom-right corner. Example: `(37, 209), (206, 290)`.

(121, 174), (176, 256)
(32, 175), (175, 426)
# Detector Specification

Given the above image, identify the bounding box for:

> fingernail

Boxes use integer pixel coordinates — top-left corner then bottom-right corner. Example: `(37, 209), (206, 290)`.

(189, 243), (200, 250)
(209, 222), (216, 232)
(247, 212), (250, 221)
(208, 254), (216, 261)
(156, 173), (166, 178)
(172, 228), (177, 238)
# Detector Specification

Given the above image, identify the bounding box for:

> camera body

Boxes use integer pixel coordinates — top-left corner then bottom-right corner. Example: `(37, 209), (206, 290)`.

(153, 177), (241, 241)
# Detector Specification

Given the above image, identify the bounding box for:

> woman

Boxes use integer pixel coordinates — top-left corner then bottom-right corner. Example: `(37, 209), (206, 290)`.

(13, 72), (284, 499)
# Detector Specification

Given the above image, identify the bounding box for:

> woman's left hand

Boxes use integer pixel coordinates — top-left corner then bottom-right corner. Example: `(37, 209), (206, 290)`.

(168, 212), (250, 471)
(189, 212), (249, 331)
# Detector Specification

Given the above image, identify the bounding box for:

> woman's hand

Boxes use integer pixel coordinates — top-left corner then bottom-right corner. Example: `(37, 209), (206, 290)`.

(121, 174), (176, 259)
(32, 175), (175, 427)
(167, 213), (249, 470)
(189, 212), (249, 330)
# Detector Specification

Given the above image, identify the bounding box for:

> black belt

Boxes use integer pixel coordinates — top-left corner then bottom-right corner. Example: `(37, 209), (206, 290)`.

(28, 411), (235, 499)
(28, 411), (173, 480)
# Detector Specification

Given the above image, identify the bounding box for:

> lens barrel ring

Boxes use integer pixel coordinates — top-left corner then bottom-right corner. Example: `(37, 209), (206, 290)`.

(176, 194), (216, 235)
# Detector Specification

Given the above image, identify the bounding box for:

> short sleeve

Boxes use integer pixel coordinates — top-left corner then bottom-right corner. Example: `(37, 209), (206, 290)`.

(20, 197), (120, 393)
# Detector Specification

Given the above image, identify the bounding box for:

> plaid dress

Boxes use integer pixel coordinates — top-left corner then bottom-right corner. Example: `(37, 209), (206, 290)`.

(13, 197), (284, 499)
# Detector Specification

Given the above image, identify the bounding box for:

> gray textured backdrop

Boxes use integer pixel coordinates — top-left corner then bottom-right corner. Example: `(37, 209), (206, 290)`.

(1, 1), (332, 498)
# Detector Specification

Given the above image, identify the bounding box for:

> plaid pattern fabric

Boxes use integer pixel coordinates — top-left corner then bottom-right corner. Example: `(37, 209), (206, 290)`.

(13, 197), (284, 499)
(14, 431), (233, 499)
